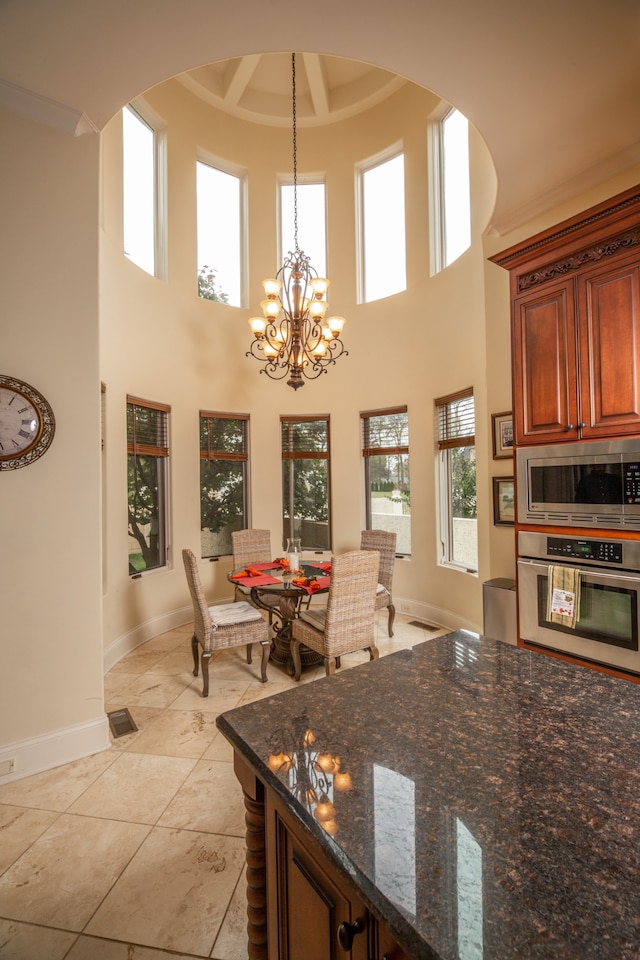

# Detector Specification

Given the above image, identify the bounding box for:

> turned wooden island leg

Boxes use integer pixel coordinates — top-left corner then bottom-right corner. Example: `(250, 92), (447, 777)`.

(234, 753), (268, 960)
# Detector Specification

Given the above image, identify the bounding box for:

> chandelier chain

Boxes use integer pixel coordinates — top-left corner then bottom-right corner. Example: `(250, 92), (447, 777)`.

(291, 52), (298, 254)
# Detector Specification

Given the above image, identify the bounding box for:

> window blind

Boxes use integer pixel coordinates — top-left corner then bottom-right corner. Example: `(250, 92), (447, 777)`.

(435, 388), (474, 449)
(127, 397), (169, 457)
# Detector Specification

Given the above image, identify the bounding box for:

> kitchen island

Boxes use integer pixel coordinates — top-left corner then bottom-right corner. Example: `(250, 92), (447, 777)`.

(216, 631), (640, 959)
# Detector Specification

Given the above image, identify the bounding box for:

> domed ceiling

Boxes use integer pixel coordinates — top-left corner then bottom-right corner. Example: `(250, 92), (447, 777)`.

(176, 52), (408, 127)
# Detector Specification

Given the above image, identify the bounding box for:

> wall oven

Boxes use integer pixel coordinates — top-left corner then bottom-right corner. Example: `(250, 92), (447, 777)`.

(517, 530), (640, 675)
(516, 438), (640, 528)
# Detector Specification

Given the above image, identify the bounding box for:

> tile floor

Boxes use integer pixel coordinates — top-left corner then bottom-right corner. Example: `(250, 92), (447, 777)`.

(0, 613), (448, 960)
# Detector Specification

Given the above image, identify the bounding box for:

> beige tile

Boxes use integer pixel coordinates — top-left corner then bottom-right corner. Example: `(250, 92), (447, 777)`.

(202, 731), (236, 764)
(118, 673), (191, 708)
(210, 874), (248, 960)
(65, 935), (198, 959)
(168, 681), (249, 714)
(68, 752), (196, 824)
(145, 648), (195, 676)
(0, 750), (117, 812)
(85, 826), (246, 957)
(0, 918), (77, 959)
(126, 709), (218, 759)
(103, 670), (141, 698)
(107, 648), (170, 676)
(0, 804), (59, 873)
(0, 814), (150, 930)
(158, 760), (245, 836)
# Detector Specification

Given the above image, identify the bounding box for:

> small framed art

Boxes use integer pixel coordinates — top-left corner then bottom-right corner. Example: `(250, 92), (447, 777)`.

(493, 476), (515, 526)
(492, 411), (513, 459)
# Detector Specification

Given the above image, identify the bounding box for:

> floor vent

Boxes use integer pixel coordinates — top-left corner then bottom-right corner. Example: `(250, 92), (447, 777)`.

(408, 620), (440, 632)
(107, 708), (138, 739)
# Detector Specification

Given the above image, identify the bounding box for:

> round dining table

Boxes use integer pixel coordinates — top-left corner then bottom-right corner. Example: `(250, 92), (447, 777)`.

(228, 562), (331, 672)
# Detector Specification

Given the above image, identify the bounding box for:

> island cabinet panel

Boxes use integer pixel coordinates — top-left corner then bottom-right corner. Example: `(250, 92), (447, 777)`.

(266, 791), (409, 960)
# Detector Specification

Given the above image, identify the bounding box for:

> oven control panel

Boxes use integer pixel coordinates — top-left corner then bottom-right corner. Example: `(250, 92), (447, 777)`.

(517, 530), (640, 572)
(546, 536), (623, 564)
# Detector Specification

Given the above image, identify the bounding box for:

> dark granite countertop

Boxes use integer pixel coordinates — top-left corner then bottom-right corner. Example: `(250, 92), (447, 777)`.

(216, 631), (640, 959)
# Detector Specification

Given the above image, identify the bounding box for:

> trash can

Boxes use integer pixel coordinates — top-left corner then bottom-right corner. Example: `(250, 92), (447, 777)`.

(482, 578), (517, 645)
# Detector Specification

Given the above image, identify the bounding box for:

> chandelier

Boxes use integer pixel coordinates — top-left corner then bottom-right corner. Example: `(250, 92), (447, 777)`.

(267, 713), (353, 835)
(247, 53), (347, 390)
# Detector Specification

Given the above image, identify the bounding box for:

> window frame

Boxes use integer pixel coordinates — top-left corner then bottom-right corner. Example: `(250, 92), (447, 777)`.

(122, 101), (167, 279)
(196, 154), (247, 308)
(278, 175), (327, 278)
(361, 405), (411, 556)
(126, 395), (170, 576)
(356, 144), (407, 303)
(429, 105), (470, 275)
(199, 410), (250, 559)
(280, 414), (332, 553)
(435, 387), (477, 573)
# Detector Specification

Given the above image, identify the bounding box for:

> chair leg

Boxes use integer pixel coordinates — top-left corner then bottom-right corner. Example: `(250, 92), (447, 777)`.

(191, 635), (199, 677)
(325, 657), (337, 677)
(260, 640), (269, 683)
(335, 656), (341, 669)
(388, 603), (396, 637)
(246, 644), (252, 664)
(291, 638), (303, 682)
(201, 650), (211, 697)
(367, 645), (380, 662)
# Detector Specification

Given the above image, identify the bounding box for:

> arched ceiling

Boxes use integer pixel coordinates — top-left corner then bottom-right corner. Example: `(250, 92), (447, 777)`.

(177, 53), (407, 127)
(0, 0), (638, 235)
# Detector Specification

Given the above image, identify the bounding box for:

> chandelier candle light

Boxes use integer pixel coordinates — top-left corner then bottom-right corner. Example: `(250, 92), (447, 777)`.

(247, 53), (347, 390)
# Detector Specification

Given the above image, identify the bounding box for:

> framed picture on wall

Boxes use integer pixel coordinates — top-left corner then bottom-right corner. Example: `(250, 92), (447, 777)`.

(492, 411), (513, 459)
(493, 476), (515, 525)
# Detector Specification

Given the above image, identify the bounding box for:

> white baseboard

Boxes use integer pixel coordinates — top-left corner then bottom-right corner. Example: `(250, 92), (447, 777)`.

(394, 596), (482, 636)
(103, 604), (194, 673)
(0, 715), (110, 785)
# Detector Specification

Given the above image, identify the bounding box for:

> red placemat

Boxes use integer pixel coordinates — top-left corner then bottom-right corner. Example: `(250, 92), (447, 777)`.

(291, 575), (330, 594)
(230, 573), (281, 586)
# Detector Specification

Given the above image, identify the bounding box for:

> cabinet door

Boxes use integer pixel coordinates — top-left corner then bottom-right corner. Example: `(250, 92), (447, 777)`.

(267, 796), (369, 960)
(578, 255), (640, 438)
(512, 279), (578, 443)
(375, 924), (412, 959)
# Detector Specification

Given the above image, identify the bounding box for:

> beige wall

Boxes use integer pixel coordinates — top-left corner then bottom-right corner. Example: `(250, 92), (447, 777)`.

(0, 109), (106, 758)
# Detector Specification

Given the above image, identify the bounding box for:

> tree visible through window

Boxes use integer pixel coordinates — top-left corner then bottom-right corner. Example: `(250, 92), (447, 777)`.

(200, 412), (248, 558)
(127, 397), (169, 573)
(196, 160), (241, 306)
(361, 407), (411, 555)
(281, 416), (331, 551)
(435, 389), (477, 571)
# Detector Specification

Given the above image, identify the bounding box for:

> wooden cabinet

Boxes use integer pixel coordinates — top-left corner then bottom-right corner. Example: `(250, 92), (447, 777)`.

(493, 185), (640, 446)
(266, 789), (410, 960)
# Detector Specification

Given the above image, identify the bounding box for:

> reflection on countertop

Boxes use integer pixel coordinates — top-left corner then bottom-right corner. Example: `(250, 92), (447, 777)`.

(217, 630), (640, 959)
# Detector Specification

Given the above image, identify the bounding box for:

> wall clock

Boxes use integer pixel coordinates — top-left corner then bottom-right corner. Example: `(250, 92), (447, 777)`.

(0, 375), (56, 470)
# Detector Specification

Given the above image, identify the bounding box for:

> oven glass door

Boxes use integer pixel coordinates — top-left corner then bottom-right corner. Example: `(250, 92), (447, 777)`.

(536, 572), (638, 651)
(517, 559), (640, 672)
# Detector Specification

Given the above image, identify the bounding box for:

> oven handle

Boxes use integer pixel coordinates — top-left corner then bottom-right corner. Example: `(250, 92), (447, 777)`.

(517, 558), (640, 584)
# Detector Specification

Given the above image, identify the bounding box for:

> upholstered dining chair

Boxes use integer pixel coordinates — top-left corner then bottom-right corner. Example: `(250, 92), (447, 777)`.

(182, 548), (270, 697)
(290, 549), (380, 680)
(360, 528), (397, 637)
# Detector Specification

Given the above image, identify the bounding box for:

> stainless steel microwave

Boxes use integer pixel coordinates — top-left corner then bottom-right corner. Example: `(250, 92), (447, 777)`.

(516, 439), (640, 529)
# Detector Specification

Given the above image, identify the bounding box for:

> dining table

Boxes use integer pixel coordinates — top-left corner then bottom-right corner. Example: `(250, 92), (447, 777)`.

(228, 559), (331, 673)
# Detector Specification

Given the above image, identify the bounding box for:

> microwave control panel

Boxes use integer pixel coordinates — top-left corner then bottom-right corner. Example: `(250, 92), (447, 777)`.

(624, 461), (640, 503)
(546, 537), (623, 565)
